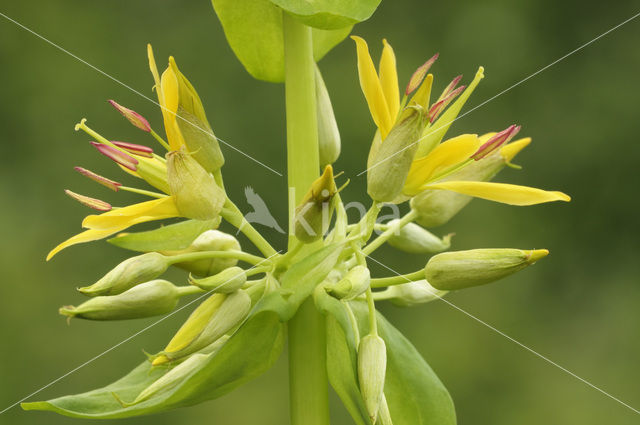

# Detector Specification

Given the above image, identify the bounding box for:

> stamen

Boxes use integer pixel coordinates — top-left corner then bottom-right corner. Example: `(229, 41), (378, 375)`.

(90, 142), (139, 171)
(108, 100), (152, 132)
(471, 125), (521, 160)
(437, 75), (463, 102)
(428, 85), (466, 123)
(74, 167), (121, 191)
(64, 190), (112, 211)
(111, 141), (154, 158)
(405, 53), (439, 96)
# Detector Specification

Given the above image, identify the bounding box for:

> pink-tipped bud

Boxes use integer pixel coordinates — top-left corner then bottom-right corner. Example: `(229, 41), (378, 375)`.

(405, 53), (439, 96)
(111, 141), (154, 158)
(108, 100), (151, 132)
(91, 142), (138, 171)
(64, 190), (112, 212)
(74, 167), (122, 191)
(438, 75), (463, 101)
(428, 85), (466, 123)
(471, 125), (522, 160)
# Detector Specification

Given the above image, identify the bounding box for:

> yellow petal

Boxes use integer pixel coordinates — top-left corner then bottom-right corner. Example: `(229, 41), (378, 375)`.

(500, 137), (531, 162)
(424, 181), (571, 205)
(409, 73), (433, 109)
(379, 39), (400, 122)
(160, 67), (185, 150)
(351, 36), (392, 139)
(147, 44), (161, 94)
(82, 197), (179, 230)
(404, 134), (480, 195)
(46, 227), (128, 261)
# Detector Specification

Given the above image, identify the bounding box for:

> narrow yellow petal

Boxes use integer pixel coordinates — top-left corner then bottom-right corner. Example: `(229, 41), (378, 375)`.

(82, 197), (180, 230)
(500, 137), (531, 162)
(404, 134), (480, 195)
(46, 227), (127, 261)
(160, 67), (185, 150)
(409, 74), (433, 110)
(351, 36), (392, 138)
(147, 44), (161, 94)
(379, 39), (400, 122)
(424, 181), (571, 205)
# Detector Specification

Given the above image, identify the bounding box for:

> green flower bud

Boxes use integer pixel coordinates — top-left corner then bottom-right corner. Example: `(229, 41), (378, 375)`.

(164, 230), (241, 277)
(315, 66), (340, 166)
(367, 106), (427, 202)
(378, 394), (393, 425)
(358, 334), (387, 424)
(116, 353), (210, 406)
(328, 265), (370, 300)
(383, 220), (453, 254)
(384, 280), (447, 307)
(197, 334), (230, 356)
(78, 253), (169, 296)
(294, 165), (338, 243)
(425, 248), (549, 290)
(153, 290), (251, 365)
(166, 149), (225, 221)
(411, 138), (530, 227)
(60, 280), (182, 321)
(189, 266), (247, 293)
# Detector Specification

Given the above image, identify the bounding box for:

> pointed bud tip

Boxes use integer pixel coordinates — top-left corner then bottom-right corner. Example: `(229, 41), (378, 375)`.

(58, 306), (76, 317)
(525, 249), (549, 263)
(500, 137), (532, 162)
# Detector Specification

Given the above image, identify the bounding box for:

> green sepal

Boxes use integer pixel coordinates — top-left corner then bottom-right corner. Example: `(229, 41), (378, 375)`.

(267, 0), (381, 29)
(107, 219), (220, 252)
(22, 311), (283, 418)
(211, 0), (352, 82)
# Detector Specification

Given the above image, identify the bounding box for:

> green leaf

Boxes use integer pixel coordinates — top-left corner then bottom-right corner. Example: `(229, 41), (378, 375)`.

(22, 311), (284, 418)
(211, 0), (352, 82)
(268, 0), (381, 30)
(352, 303), (457, 425)
(315, 289), (371, 425)
(107, 219), (220, 252)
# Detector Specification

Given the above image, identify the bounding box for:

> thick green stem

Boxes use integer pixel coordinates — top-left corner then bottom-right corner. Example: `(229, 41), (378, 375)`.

(283, 13), (329, 425)
(362, 209), (418, 255)
(221, 202), (278, 257)
(166, 250), (267, 266)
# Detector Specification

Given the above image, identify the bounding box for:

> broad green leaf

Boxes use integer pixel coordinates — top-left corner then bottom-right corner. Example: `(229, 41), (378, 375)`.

(315, 289), (371, 425)
(211, 0), (352, 82)
(22, 311), (284, 418)
(268, 0), (381, 30)
(107, 219), (220, 252)
(351, 303), (457, 425)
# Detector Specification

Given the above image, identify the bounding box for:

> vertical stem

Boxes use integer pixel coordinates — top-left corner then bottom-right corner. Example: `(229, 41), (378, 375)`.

(283, 12), (329, 425)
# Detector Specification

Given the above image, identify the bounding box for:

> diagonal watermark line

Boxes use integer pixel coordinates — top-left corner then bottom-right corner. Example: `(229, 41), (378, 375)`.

(0, 252), (281, 415)
(357, 10), (640, 177)
(0, 11), (283, 177)
(365, 254), (640, 415)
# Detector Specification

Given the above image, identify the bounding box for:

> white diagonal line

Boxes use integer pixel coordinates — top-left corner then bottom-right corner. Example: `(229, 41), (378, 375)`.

(365, 254), (640, 415)
(0, 252), (281, 415)
(0, 11), (283, 177)
(357, 10), (640, 177)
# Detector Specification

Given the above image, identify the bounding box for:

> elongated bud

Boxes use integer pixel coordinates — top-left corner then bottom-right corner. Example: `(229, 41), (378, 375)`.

(169, 57), (224, 172)
(429, 85), (465, 123)
(358, 334), (387, 423)
(411, 137), (531, 227)
(108, 100), (152, 132)
(64, 190), (112, 212)
(163, 230), (241, 277)
(294, 165), (338, 243)
(60, 280), (181, 320)
(384, 280), (447, 307)
(74, 167), (121, 191)
(189, 266), (246, 293)
(115, 353), (210, 407)
(471, 125), (520, 160)
(166, 149), (225, 220)
(153, 290), (251, 365)
(78, 252), (170, 296)
(315, 66), (341, 166)
(367, 106), (427, 202)
(425, 248), (549, 290)
(111, 141), (154, 158)
(328, 265), (370, 300)
(91, 142), (138, 171)
(405, 54), (438, 96)
(383, 220), (452, 254)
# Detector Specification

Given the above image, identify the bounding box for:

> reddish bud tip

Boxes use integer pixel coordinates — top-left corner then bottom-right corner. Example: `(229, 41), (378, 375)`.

(90, 142), (139, 171)
(64, 190), (112, 211)
(471, 124), (522, 160)
(405, 53), (439, 96)
(111, 141), (154, 158)
(108, 100), (151, 132)
(74, 167), (122, 191)
(428, 85), (466, 123)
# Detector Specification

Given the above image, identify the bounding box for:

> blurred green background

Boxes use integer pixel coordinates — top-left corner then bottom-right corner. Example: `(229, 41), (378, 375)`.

(1, 0), (639, 424)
